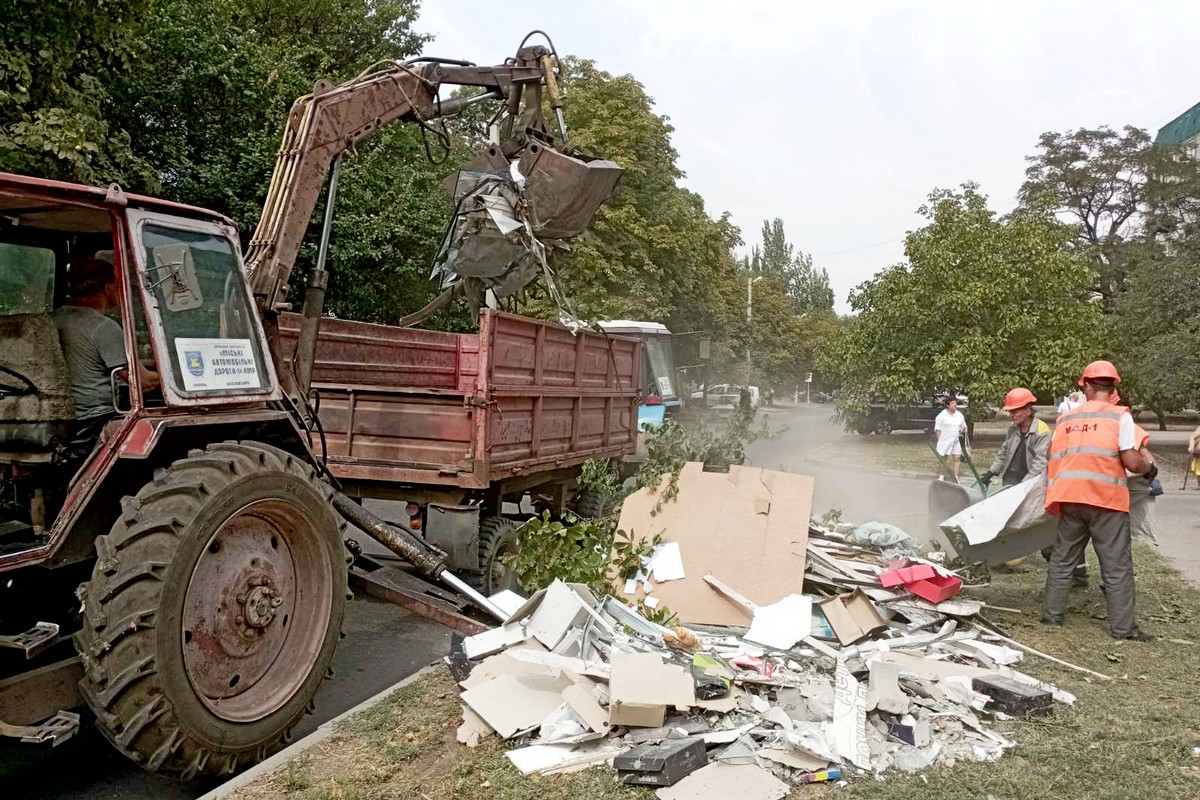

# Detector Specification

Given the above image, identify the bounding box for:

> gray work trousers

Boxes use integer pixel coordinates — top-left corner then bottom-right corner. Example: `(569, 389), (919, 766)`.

(1043, 503), (1139, 637)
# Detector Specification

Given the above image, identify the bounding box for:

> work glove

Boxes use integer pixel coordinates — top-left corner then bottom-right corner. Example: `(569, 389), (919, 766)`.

(979, 470), (994, 486)
(1150, 478), (1164, 497)
(1143, 464), (1159, 483)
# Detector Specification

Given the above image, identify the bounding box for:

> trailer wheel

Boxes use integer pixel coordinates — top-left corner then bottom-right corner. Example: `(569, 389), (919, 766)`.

(575, 489), (617, 520)
(74, 441), (347, 780)
(477, 516), (521, 596)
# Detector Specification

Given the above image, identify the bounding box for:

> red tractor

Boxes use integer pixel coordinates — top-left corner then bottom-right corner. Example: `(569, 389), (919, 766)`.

(0, 38), (632, 778)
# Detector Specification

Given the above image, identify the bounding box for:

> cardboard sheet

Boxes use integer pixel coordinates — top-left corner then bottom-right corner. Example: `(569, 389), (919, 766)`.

(655, 761), (790, 800)
(615, 462), (813, 626)
(819, 589), (887, 646)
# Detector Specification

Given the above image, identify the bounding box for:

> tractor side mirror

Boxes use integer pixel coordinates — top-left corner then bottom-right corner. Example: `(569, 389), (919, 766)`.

(146, 243), (204, 312)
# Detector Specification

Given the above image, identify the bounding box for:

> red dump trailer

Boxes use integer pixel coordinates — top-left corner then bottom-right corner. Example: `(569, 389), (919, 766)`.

(278, 310), (641, 596)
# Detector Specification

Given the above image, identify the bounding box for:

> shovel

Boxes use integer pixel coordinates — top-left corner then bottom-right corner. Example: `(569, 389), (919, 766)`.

(959, 435), (989, 498)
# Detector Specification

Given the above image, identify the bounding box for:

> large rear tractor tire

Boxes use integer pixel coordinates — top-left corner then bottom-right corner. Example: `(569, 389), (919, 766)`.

(74, 441), (348, 780)
(476, 516), (521, 596)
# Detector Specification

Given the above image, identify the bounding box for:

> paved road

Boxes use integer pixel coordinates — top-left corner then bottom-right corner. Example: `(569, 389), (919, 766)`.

(749, 404), (935, 539)
(1, 515), (452, 800)
(750, 404), (1200, 585)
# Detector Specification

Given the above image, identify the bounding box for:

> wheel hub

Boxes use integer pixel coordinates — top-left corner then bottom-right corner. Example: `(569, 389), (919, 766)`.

(181, 499), (332, 722)
(241, 583), (285, 630)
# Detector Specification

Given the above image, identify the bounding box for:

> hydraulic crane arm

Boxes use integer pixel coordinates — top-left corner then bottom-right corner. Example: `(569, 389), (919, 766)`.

(245, 47), (555, 306)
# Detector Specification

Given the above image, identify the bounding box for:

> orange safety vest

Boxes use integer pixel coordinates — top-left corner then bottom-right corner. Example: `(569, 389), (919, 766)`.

(1045, 399), (1130, 514)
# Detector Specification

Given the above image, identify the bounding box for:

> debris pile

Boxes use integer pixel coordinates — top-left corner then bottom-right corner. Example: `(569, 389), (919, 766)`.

(449, 463), (1085, 792)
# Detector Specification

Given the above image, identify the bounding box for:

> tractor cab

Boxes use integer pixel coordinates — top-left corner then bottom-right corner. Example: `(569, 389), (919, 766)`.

(0, 174), (278, 550)
(597, 320), (682, 429)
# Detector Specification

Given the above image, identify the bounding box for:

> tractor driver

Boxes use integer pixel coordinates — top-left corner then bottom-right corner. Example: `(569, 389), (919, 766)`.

(52, 258), (158, 456)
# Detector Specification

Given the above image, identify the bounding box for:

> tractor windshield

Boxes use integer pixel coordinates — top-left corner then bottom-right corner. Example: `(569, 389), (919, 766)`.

(643, 335), (678, 401)
(136, 220), (271, 399)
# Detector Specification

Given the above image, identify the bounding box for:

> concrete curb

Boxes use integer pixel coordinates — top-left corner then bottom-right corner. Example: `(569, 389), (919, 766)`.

(198, 662), (440, 800)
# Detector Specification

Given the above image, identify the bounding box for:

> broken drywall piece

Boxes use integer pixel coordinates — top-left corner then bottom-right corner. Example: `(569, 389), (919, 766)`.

(868, 660), (910, 715)
(463, 622), (528, 660)
(527, 580), (600, 650)
(648, 541), (686, 582)
(716, 735), (759, 765)
(832, 660), (872, 770)
(563, 680), (613, 735)
(458, 649), (553, 691)
(957, 640), (1024, 666)
(507, 742), (621, 775)
(760, 706), (794, 731)
(539, 703), (590, 743)
(615, 462), (812, 626)
(702, 722), (757, 745)
(624, 578), (638, 595)
(460, 673), (570, 738)
(488, 589), (528, 618)
(457, 705), (493, 748)
(609, 652), (697, 728)
(503, 646), (611, 681)
(745, 594), (813, 651)
(756, 746), (829, 772)
(655, 761), (790, 800)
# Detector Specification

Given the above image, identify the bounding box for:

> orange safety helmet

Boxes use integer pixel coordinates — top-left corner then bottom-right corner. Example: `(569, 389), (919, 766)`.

(1078, 360), (1121, 387)
(1002, 387), (1037, 412)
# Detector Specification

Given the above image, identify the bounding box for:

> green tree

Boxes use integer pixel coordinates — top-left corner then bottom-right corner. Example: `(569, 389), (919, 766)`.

(825, 184), (1102, 426)
(517, 57), (753, 364)
(1021, 126), (1200, 421)
(1019, 126), (1200, 302)
(101, 0), (456, 324)
(1113, 239), (1200, 428)
(0, 0), (158, 185)
(745, 218), (834, 315)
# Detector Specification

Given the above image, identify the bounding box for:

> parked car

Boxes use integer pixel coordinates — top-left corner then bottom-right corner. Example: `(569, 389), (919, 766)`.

(692, 383), (760, 410)
(857, 394), (972, 436)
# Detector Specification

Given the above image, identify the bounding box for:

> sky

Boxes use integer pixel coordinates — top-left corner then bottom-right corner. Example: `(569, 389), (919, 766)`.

(417, 1), (1200, 312)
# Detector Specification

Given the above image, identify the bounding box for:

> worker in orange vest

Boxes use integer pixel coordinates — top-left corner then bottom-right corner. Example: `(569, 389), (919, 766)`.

(1043, 361), (1156, 641)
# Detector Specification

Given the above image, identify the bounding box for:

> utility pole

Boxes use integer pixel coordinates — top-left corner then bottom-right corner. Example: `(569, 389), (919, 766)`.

(746, 274), (762, 385)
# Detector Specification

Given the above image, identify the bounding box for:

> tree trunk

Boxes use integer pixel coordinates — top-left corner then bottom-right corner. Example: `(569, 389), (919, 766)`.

(1154, 407), (1167, 431)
